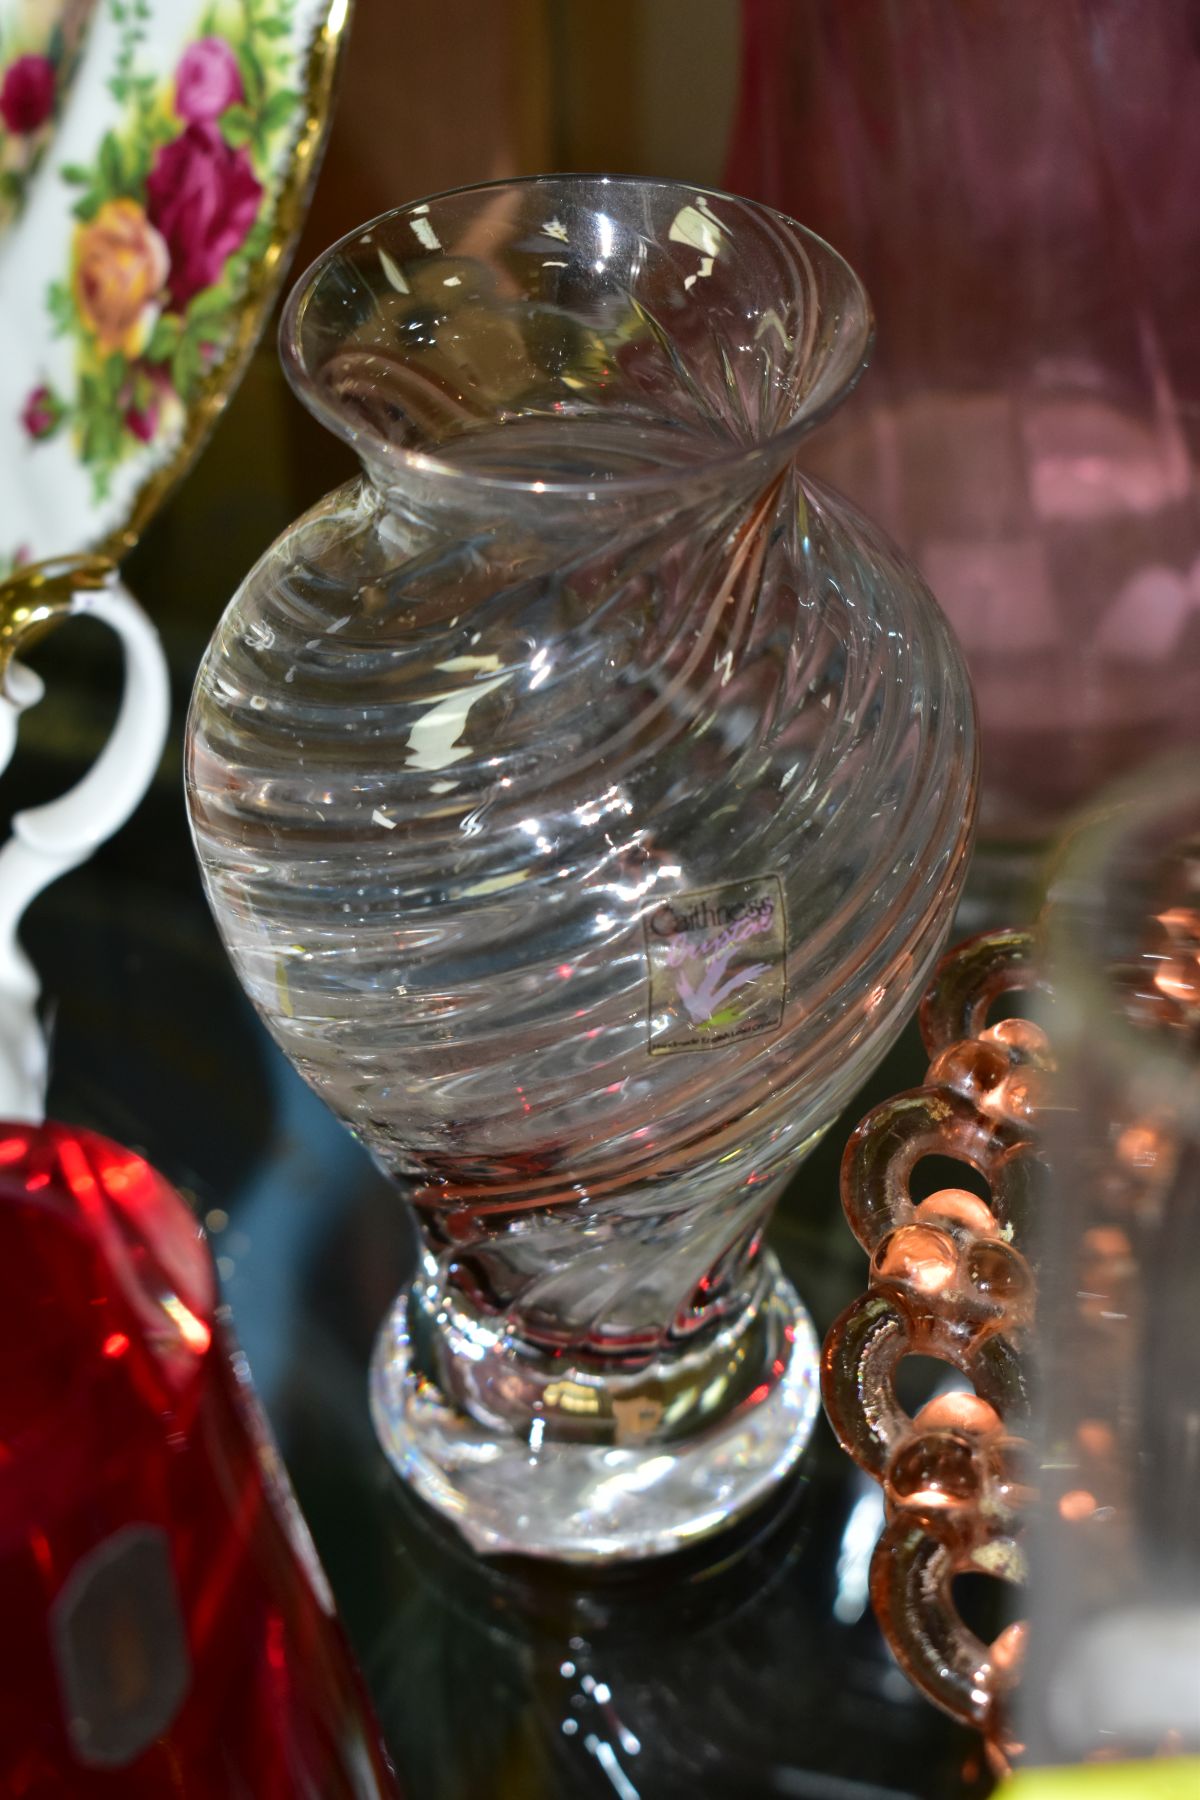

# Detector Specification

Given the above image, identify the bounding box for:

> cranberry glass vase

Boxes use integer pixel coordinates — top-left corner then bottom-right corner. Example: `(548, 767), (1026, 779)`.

(728, 0), (1200, 851)
(0, 1120), (398, 1796)
(185, 176), (976, 1561)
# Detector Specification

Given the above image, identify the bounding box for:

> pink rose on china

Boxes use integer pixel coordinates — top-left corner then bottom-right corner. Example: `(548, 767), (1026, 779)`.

(146, 123), (262, 310)
(173, 36), (245, 124)
(20, 385), (63, 441)
(122, 365), (184, 445)
(0, 54), (55, 135)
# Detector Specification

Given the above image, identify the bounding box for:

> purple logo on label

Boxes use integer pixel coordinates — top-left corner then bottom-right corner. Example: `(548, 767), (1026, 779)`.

(644, 876), (786, 1054)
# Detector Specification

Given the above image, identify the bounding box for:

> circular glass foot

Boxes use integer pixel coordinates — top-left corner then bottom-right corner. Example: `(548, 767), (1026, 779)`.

(369, 1258), (820, 1564)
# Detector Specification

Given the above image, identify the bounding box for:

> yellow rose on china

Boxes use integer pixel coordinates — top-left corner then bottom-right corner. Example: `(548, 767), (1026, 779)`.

(72, 198), (169, 356)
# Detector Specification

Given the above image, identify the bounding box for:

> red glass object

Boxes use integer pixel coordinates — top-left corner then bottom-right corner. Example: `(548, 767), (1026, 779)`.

(0, 1121), (400, 1797)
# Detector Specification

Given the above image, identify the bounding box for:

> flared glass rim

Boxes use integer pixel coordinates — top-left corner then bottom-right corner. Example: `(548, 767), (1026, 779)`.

(278, 173), (875, 497)
(1045, 753), (1200, 1122)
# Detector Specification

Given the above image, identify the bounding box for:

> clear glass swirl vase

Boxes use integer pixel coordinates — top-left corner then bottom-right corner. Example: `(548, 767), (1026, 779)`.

(185, 177), (977, 1562)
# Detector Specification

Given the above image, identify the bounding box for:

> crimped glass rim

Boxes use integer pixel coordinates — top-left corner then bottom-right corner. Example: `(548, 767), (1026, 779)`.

(279, 173), (874, 498)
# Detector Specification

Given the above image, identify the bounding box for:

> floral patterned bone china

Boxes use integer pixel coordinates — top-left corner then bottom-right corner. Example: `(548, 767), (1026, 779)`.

(0, 2), (98, 239)
(0, 0), (349, 571)
(186, 177), (978, 1562)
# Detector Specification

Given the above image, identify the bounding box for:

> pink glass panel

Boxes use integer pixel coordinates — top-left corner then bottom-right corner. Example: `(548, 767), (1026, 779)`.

(728, 0), (1200, 842)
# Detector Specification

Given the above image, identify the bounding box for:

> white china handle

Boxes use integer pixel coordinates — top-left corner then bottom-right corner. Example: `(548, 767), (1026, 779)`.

(0, 557), (170, 1121)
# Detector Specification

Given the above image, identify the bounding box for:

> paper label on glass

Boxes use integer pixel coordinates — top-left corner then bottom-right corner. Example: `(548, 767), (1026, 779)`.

(644, 876), (786, 1054)
(51, 1524), (190, 1767)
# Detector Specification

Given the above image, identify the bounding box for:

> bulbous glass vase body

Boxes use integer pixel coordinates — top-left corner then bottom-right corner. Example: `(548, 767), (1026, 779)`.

(185, 178), (976, 1561)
